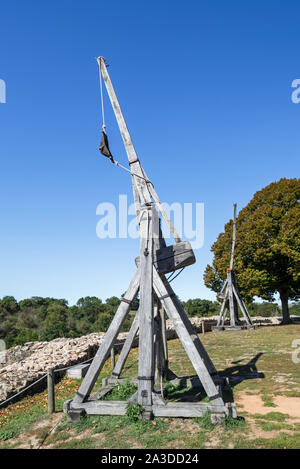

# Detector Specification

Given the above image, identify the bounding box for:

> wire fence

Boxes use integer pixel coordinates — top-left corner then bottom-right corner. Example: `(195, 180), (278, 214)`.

(0, 341), (126, 409)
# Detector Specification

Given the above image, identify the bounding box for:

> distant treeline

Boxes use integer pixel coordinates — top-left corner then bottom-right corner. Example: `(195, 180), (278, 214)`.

(0, 295), (299, 348)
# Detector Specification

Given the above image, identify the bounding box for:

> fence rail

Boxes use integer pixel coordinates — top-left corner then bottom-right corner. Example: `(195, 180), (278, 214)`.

(0, 342), (126, 411)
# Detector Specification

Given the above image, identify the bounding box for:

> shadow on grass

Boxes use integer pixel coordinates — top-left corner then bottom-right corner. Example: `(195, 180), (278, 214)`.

(220, 352), (265, 383)
(166, 353), (265, 404)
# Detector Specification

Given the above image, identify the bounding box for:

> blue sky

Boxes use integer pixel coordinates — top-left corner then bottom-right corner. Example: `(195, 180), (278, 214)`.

(0, 1), (299, 305)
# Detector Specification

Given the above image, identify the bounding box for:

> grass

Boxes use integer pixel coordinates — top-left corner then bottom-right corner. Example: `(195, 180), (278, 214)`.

(0, 324), (300, 449)
(252, 412), (290, 422)
(261, 394), (277, 407)
(102, 379), (136, 401)
(258, 422), (295, 431)
(235, 433), (300, 449)
(194, 411), (216, 431)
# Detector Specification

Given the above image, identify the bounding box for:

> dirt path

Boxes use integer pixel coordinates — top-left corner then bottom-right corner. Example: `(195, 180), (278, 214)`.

(236, 391), (300, 418)
(14, 413), (64, 449)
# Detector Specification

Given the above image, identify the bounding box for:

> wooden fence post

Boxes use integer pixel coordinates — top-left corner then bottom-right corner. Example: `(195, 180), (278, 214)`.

(47, 369), (55, 414)
(201, 320), (205, 335)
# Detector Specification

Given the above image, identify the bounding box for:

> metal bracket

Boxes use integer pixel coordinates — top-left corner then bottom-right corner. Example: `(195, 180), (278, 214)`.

(121, 298), (131, 305)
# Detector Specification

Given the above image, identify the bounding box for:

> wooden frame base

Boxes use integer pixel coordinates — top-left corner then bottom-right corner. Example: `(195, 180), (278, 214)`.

(65, 397), (236, 422)
(65, 372), (235, 424)
(212, 325), (256, 331)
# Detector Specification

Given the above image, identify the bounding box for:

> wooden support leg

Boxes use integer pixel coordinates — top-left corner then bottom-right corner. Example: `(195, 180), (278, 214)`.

(111, 310), (139, 379)
(155, 303), (174, 385)
(160, 306), (169, 378)
(227, 272), (236, 327)
(217, 289), (228, 327)
(73, 268), (140, 404)
(155, 304), (164, 387)
(160, 274), (217, 376)
(233, 295), (240, 324)
(232, 283), (253, 326)
(159, 306), (169, 377)
(138, 206), (154, 411)
(153, 268), (223, 406)
(155, 303), (176, 384)
(221, 306), (228, 326)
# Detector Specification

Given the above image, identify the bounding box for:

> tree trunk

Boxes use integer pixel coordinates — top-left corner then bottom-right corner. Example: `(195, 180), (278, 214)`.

(279, 290), (292, 324)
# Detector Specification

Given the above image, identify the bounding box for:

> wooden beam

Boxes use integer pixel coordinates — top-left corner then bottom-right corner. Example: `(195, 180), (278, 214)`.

(69, 399), (234, 419)
(154, 302), (164, 386)
(159, 305), (168, 376)
(232, 282), (253, 326)
(111, 311), (139, 379)
(97, 57), (152, 207)
(160, 274), (217, 376)
(141, 166), (182, 243)
(153, 268), (223, 406)
(137, 206), (154, 407)
(227, 271), (236, 327)
(71, 399), (128, 415)
(216, 286), (228, 327)
(230, 203), (237, 270)
(152, 401), (230, 418)
(73, 268), (140, 403)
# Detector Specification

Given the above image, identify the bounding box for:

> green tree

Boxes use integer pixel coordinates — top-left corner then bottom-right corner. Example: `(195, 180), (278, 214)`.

(36, 297), (68, 322)
(204, 178), (300, 324)
(105, 296), (121, 307)
(92, 312), (114, 332)
(14, 328), (39, 345)
(246, 302), (280, 317)
(104, 296), (121, 315)
(184, 299), (216, 317)
(290, 302), (300, 316)
(0, 296), (19, 315)
(76, 297), (105, 321)
(41, 303), (69, 341)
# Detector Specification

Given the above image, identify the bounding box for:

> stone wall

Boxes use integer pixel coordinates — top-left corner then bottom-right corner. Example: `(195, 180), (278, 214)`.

(0, 316), (281, 404)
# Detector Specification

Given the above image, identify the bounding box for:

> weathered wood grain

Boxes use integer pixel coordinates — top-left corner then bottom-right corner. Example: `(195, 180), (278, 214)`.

(111, 310), (139, 378)
(160, 274), (217, 376)
(227, 271), (236, 327)
(137, 206), (154, 407)
(153, 268), (223, 406)
(73, 268), (140, 403)
(232, 282), (253, 325)
(135, 242), (195, 275)
(152, 401), (228, 418)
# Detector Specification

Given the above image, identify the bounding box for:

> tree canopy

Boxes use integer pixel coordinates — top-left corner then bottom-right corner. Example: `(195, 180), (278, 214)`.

(204, 178), (300, 324)
(0, 292), (297, 348)
(181, 299), (219, 317)
(0, 295), (125, 348)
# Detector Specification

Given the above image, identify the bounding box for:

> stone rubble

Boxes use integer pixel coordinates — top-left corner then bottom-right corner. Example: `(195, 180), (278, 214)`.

(0, 316), (281, 403)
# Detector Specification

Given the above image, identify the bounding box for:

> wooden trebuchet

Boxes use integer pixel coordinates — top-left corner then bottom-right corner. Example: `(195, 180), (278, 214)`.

(213, 204), (254, 331)
(64, 57), (237, 423)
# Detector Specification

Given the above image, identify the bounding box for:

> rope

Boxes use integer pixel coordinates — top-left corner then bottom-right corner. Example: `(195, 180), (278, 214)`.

(0, 341), (127, 408)
(168, 267), (185, 283)
(98, 61), (105, 131)
(166, 271), (176, 282)
(113, 159), (153, 185)
(0, 373), (47, 407)
(97, 59), (153, 187)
